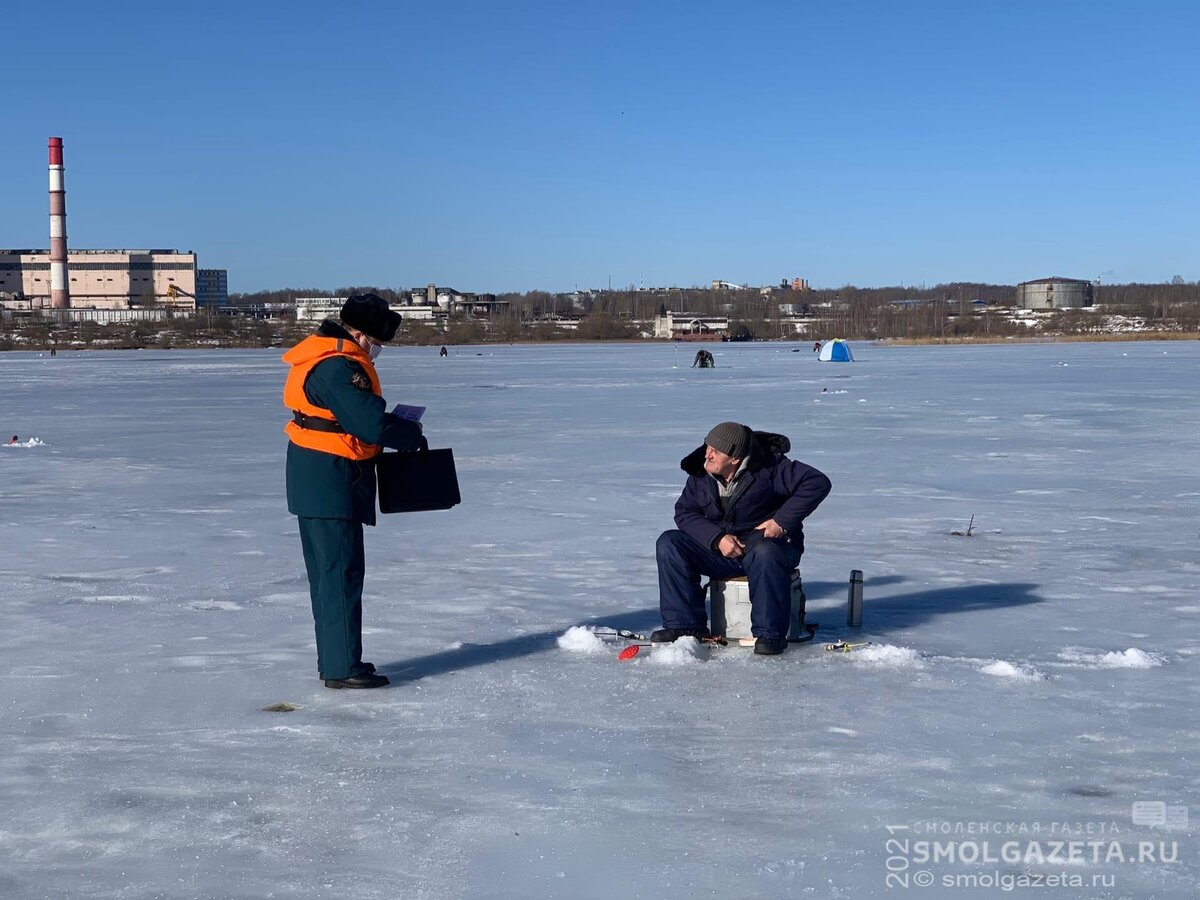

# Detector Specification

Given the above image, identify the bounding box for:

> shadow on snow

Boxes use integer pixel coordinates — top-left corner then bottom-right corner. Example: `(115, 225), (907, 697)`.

(381, 578), (1042, 681)
(804, 578), (1043, 633)
(380, 607), (661, 682)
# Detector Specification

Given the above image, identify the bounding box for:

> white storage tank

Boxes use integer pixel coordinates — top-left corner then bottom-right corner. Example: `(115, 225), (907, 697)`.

(1016, 277), (1094, 310)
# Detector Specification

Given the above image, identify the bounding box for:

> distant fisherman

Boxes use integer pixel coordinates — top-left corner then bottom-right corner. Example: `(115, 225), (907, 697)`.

(282, 294), (425, 690)
(692, 349), (715, 368)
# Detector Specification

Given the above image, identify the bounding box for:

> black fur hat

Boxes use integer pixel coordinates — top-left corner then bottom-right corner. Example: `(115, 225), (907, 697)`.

(340, 293), (402, 342)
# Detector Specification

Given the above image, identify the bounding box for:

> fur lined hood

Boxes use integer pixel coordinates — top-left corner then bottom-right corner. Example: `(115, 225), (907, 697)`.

(680, 430), (792, 477)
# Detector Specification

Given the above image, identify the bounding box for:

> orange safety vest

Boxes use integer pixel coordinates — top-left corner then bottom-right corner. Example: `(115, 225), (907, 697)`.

(282, 335), (383, 460)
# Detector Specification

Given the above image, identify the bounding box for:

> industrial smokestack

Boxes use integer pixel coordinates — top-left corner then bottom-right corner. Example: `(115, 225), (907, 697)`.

(48, 137), (69, 309)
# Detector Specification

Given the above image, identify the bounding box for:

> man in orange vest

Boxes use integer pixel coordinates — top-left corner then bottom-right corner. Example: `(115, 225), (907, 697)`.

(283, 294), (424, 689)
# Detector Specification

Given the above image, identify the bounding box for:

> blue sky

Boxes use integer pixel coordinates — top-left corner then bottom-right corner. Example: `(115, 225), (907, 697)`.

(2, 0), (1197, 293)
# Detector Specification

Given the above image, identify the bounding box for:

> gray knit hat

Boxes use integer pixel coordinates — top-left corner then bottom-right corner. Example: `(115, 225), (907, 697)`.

(704, 422), (754, 459)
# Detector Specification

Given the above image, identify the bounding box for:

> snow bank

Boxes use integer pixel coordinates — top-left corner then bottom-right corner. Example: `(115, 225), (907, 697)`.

(980, 660), (1045, 682)
(849, 644), (923, 668)
(1058, 647), (1165, 669)
(647, 637), (704, 665)
(556, 625), (610, 655)
(556, 628), (707, 664)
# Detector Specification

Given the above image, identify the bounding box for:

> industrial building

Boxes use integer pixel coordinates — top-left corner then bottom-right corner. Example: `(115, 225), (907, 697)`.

(196, 269), (228, 308)
(1016, 277), (1094, 310)
(295, 297), (439, 325)
(0, 249), (198, 311)
(294, 293), (502, 327)
(653, 310), (730, 339)
(0, 138), (222, 318)
(411, 286), (509, 317)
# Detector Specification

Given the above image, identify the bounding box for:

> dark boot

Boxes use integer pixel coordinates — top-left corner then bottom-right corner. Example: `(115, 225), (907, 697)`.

(754, 637), (788, 656)
(324, 672), (390, 689)
(650, 627), (710, 643)
(319, 661), (375, 680)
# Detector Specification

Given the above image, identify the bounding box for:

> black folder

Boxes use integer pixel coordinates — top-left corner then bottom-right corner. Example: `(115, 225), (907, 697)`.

(376, 448), (461, 514)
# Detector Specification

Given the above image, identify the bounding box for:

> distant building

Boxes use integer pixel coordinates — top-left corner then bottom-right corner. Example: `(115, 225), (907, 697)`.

(653, 311), (729, 339)
(0, 249), (197, 310)
(791, 277), (811, 292)
(396, 305), (440, 322)
(406, 285), (510, 318)
(196, 269), (228, 308)
(294, 297), (346, 324)
(295, 296), (441, 325)
(1016, 277), (1094, 310)
(535, 313), (584, 331)
(455, 293), (510, 318)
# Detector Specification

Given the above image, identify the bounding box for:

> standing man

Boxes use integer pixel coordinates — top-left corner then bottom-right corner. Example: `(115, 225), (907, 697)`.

(283, 294), (425, 689)
(653, 422), (832, 655)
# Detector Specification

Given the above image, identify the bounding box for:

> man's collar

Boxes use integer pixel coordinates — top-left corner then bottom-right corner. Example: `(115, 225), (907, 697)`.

(710, 456), (750, 486)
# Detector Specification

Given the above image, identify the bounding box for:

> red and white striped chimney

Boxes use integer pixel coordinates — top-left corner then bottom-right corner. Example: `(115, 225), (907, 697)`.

(48, 137), (70, 309)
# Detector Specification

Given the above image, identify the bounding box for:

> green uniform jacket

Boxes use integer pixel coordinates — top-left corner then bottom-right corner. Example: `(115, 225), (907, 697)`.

(285, 321), (425, 525)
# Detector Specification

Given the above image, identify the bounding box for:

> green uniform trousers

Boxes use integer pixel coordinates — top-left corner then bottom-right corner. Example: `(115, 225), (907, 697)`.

(298, 517), (370, 681)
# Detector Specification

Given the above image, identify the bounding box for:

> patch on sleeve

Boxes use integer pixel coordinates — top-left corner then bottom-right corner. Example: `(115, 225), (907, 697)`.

(350, 371), (371, 391)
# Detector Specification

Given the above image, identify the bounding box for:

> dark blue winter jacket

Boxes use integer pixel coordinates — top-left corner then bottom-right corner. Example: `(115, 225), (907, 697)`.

(673, 431), (831, 554)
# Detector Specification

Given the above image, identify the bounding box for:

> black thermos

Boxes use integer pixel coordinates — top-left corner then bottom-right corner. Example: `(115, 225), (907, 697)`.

(847, 569), (863, 627)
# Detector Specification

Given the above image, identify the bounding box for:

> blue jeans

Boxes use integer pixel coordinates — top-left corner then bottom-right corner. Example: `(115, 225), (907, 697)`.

(656, 529), (802, 639)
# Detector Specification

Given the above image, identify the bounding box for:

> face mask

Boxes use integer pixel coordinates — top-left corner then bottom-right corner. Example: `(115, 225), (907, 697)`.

(367, 342), (383, 361)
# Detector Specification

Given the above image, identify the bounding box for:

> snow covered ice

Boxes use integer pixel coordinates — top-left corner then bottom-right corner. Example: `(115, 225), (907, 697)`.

(1, 340), (1196, 898)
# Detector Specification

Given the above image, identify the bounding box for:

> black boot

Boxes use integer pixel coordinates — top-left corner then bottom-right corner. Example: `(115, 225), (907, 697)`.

(650, 627), (710, 643)
(754, 637), (788, 656)
(319, 661), (375, 680)
(324, 672), (390, 689)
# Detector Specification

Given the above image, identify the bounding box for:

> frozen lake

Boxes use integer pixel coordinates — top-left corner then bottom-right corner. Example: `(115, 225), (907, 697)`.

(1, 339), (1196, 899)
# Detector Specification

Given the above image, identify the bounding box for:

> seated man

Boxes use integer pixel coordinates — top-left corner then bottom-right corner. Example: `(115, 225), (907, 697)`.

(653, 422), (832, 655)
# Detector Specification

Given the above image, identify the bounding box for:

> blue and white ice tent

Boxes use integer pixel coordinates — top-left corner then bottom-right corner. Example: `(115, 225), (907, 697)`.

(817, 339), (854, 362)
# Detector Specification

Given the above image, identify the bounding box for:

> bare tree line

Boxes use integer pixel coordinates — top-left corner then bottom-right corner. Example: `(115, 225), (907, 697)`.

(6, 280), (1195, 350)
